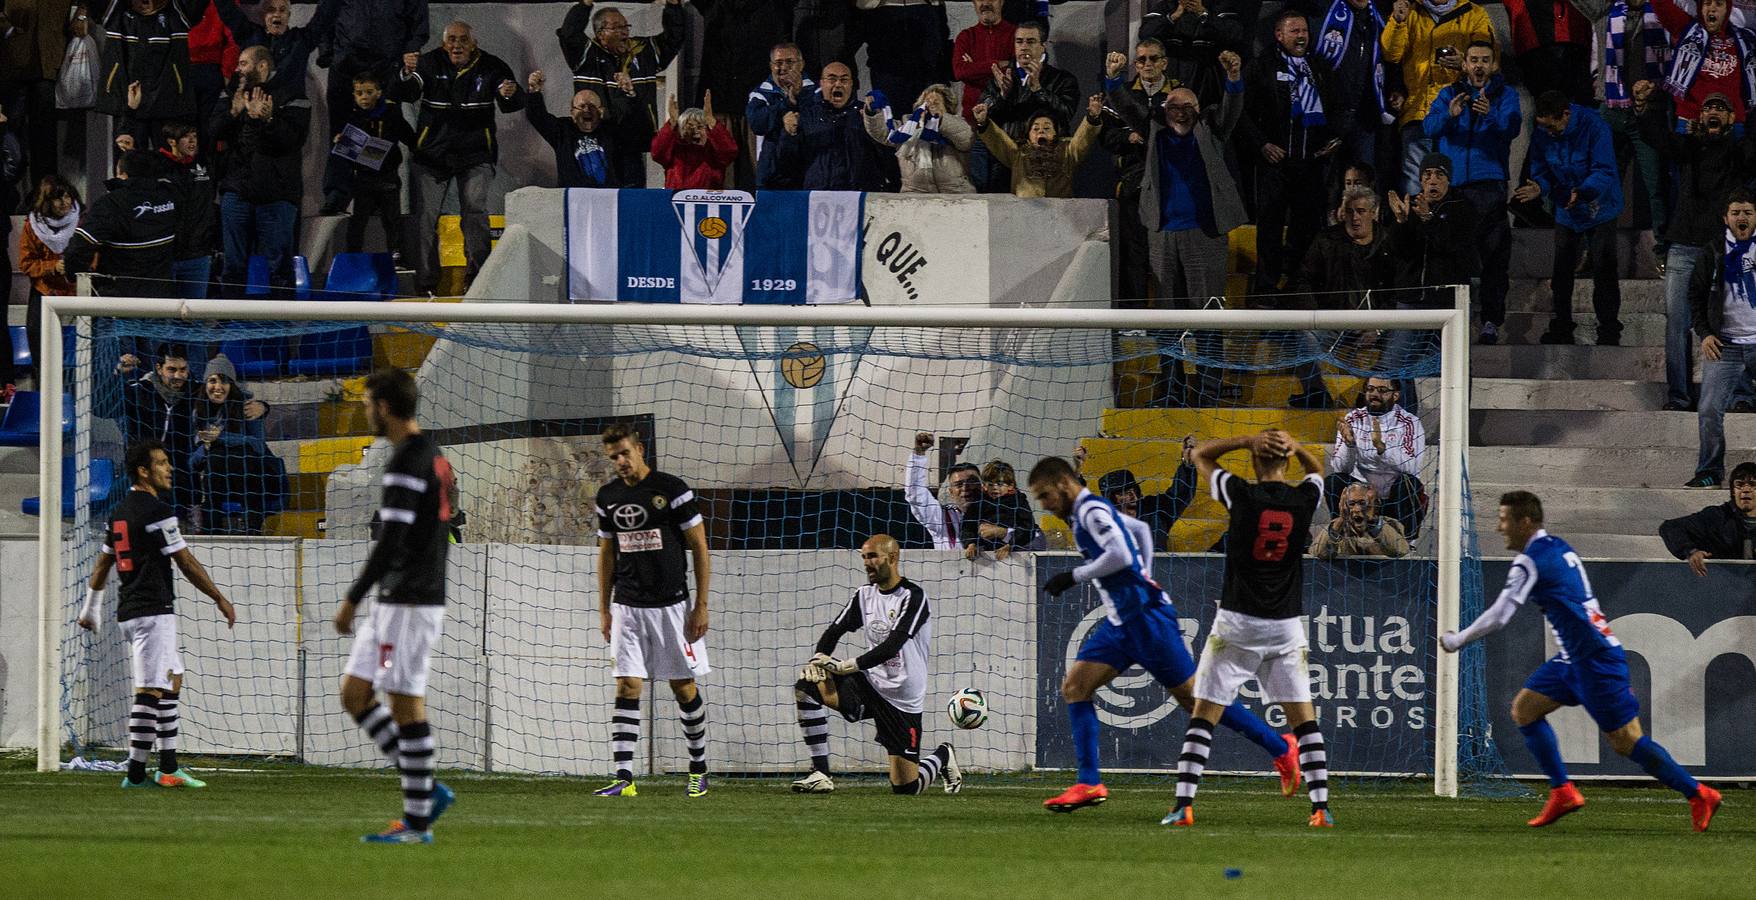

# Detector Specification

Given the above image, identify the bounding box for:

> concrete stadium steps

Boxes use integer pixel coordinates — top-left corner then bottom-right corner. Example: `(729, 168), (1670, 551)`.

(1470, 378), (1668, 412)
(1471, 483), (1720, 537)
(1470, 408), (1746, 450)
(1472, 345), (1662, 380)
(1468, 446), (1696, 487)
(1502, 277), (1665, 315)
(1507, 229), (1659, 280)
(1515, 533), (1674, 560)
(1497, 312), (1666, 347)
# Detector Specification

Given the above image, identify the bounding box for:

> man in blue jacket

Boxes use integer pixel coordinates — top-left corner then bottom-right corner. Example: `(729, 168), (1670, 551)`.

(775, 62), (887, 191)
(746, 42), (814, 189)
(1424, 40), (1521, 345)
(1514, 90), (1624, 345)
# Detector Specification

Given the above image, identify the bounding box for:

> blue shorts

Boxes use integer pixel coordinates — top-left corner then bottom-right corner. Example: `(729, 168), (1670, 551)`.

(1523, 650), (1640, 733)
(1076, 603), (1195, 687)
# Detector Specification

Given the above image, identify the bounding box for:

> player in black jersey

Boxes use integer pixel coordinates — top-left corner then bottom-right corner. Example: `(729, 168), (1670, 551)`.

(77, 439), (234, 790)
(1165, 430), (1336, 829)
(333, 369), (457, 845)
(593, 423), (713, 799)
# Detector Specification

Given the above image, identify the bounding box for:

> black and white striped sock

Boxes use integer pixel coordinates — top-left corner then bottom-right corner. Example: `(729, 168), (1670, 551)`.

(127, 692), (156, 782)
(612, 697), (640, 782)
(1174, 716), (1215, 809)
(679, 692), (708, 776)
(397, 720), (436, 831)
(910, 744), (949, 795)
(351, 702), (401, 767)
(796, 693), (831, 775)
(1295, 720), (1329, 812)
(156, 691), (179, 774)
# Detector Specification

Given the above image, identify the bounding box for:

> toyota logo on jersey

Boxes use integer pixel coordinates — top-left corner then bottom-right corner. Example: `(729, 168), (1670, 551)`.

(611, 504), (648, 530)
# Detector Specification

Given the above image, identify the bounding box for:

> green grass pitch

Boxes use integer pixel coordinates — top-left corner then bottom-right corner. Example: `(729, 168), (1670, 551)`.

(2, 762), (1745, 898)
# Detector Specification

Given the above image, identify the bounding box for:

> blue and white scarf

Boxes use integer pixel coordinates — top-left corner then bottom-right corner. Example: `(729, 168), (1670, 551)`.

(885, 107), (948, 147)
(573, 134), (609, 185)
(1665, 20), (1756, 107)
(1281, 52), (1327, 127)
(1726, 228), (1756, 308)
(1604, 1), (1672, 107)
(1316, 0), (1386, 120)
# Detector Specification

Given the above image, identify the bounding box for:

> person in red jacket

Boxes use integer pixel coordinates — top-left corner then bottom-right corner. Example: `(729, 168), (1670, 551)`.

(952, 0), (1016, 192)
(653, 90), (739, 190)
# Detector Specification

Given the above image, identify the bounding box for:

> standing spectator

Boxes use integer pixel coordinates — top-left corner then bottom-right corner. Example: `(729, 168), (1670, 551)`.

(1687, 191), (1756, 488)
(793, 0), (858, 80)
(691, 0), (791, 188)
(1138, 0), (1246, 107)
(653, 92), (739, 189)
(520, 70), (619, 188)
(1380, 0), (1495, 193)
(972, 93), (1101, 198)
(863, 0), (949, 125)
(1138, 52), (1246, 406)
(1095, 446), (1202, 551)
(184, 0), (240, 149)
(1383, 152), (1477, 412)
(96, 0), (201, 146)
(1311, 0), (1390, 174)
(952, 0), (1015, 192)
(863, 84), (976, 193)
(1310, 482), (1411, 558)
(560, 0), (686, 189)
(18, 174), (79, 383)
(391, 22), (521, 296)
(209, 45), (310, 298)
(1660, 462), (1756, 570)
(0, 1), (89, 188)
(979, 20), (1078, 192)
(157, 121), (218, 299)
(213, 0), (340, 102)
(119, 342), (198, 518)
(1423, 40), (1519, 344)
(1513, 91), (1624, 346)
(1100, 39), (1177, 302)
(775, 62), (887, 190)
(1602, 1), (1673, 271)
(1328, 376), (1427, 538)
(334, 71), (414, 256)
(747, 42), (813, 189)
(1649, 0), (1756, 125)
(903, 431), (981, 551)
(315, 0), (427, 214)
(1285, 184), (1394, 406)
(1500, 0), (1594, 104)
(1639, 87), (1756, 411)
(63, 150), (178, 297)
(1238, 10), (1341, 296)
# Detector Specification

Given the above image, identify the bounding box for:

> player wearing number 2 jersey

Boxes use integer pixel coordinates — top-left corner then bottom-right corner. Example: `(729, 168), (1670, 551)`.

(1167, 430), (1334, 829)
(1442, 491), (1721, 832)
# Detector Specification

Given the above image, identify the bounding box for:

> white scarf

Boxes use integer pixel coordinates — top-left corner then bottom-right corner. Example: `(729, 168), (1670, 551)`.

(29, 203), (80, 255)
(1421, 0), (1462, 18)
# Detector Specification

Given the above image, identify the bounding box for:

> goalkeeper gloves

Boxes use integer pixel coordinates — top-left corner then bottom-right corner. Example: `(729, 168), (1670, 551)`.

(799, 663), (828, 684)
(1044, 571), (1077, 596)
(822, 657), (859, 676)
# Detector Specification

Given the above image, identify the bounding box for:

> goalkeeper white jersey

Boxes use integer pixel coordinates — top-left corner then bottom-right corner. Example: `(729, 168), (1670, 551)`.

(831, 579), (932, 713)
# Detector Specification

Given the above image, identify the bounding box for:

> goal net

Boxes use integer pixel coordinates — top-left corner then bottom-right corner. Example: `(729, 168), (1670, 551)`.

(37, 296), (1510, 795)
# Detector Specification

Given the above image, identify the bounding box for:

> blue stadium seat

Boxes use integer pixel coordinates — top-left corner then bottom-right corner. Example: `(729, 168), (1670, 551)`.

(0, 391), (73, 447)
(220, 336), (289, 378)
(22, 457), (115, 517)
(323, 253), (397, 300)
(245, 255), (272, 298)
(285, 325), (373, 377)
(9, 326), (27, 374)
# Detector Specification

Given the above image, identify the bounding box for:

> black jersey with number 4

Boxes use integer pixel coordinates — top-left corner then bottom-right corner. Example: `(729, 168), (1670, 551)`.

(104, 488), (188, 622)
(596, 470), (703, 608)
(346, 432), (455, 606)
(1212, 468), (1323, 620)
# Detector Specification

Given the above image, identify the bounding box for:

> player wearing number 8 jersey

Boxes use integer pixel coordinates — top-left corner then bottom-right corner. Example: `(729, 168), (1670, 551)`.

(1167, 430), (1334, 828)
(1442, 491), (1722, 831)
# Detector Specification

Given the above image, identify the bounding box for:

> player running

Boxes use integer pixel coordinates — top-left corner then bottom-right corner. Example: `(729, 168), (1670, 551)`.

(1442, 491), (1722, 831)
(78, 439), (236, 790)
(1027, 456), (1301, 813)
(791, 534), (962, 796)
(593, 423), (713, 798)
(1165, 431), (1333, 828)
(334, 369), (458, 844)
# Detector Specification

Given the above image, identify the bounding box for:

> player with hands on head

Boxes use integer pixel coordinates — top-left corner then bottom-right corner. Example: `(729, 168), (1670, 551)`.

(80, 439), (235, 791)
(791, 535), (961, 796)
(1030, 455), (1302, 813)
(1442, 491), (1722, 831)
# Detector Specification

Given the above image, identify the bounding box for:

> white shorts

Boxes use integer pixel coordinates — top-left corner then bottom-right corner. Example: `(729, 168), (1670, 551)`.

(344, 602), (445, 697)
(1193, 609), (1313, 706)
(120, 614), (183, 691)
(611, 602), (710, 681)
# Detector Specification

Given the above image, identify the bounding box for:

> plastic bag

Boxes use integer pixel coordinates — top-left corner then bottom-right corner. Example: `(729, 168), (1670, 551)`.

(55, 35), (100, 110)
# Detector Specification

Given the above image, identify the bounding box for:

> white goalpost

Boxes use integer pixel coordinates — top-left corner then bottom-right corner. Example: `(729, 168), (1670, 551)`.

(36, 290), (1471, 795)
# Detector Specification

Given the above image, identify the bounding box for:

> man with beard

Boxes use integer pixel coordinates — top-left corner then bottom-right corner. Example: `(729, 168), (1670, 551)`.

(1661, 461), (1756, 571)
(1423, 40), (1520, 344)
(1327, 376), (1427, 539)
(209, 45), (310, 298)
(775, 61), (886, 190)
(521, 70), (618, 188)
(1379, 0), (1495, 193)
(747, 43), (814, 189)
(214, 0), (339, 101)
(1639, 88), (1756, 412)
(1687, 191), (1756, 488)
(1310, 482), (1410, 558)
(903, 432), (982, 552)
(560, 0), (687, 188)
(1514, 92), (1623, 346)
(978, 20), (1079, 192)
(972, 94), (1103, 198)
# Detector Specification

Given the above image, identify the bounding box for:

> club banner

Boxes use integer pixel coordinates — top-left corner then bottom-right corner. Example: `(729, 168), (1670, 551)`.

(565, 188), (864, 304)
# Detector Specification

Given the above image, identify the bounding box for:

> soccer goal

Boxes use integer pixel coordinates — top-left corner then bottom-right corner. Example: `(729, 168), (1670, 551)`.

(35, 291), (1497, 796)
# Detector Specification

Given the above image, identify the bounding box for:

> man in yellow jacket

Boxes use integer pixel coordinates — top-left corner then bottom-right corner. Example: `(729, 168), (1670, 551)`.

(1381, 0), (1496, 192)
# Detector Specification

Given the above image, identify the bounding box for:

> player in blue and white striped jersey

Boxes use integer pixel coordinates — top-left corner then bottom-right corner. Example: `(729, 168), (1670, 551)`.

(1443, 491), (1722, 831)
(1027, 456), (1301, 813)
